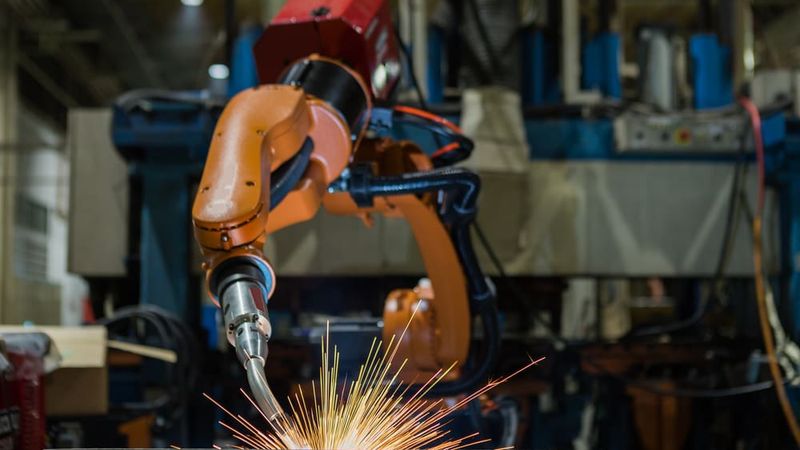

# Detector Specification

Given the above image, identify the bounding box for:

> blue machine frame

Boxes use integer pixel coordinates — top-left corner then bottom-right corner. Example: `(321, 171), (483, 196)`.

(110, 26), (259, 322)
(112, 98), (221, 321)
(107, 19), (800, 446)
(419, 24), (800, 446)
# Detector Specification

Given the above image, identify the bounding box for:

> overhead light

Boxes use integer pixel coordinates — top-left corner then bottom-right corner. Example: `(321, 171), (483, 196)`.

(208, 64), (230, 80)
(181, 0), (203, 6)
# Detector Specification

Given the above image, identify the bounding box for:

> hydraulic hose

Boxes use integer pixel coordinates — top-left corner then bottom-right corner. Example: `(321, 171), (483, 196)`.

(351, 167), (491, 302)
(354, 167), (480, 219)
(422, 302), (500, 397)
(451, 222), (494, 303)
(349, 166), (499, 395)
(269, 138), (313, 210)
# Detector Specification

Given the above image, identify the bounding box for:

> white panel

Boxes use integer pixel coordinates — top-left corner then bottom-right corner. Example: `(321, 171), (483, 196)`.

(270, 162), (775, 278)
(67, 109), (128, 276)
(480, 161), (777, 276)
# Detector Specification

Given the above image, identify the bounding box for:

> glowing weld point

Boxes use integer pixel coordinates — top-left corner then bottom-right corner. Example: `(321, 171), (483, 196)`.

(200, 308), (545, 449)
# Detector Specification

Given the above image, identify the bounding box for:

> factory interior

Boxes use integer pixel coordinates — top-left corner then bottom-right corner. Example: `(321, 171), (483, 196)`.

(4, 0), (800, 448)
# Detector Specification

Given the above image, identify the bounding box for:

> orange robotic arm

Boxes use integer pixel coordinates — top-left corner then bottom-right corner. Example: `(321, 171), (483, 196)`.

(192, 56), (367, 422)
(192, 56), (497, 418)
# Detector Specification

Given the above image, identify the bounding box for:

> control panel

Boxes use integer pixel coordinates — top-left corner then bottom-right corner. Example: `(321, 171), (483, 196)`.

(615, 111), (750, 153)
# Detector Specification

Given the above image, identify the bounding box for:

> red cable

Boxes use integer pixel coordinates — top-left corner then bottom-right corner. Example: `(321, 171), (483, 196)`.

(739, 95), (800, 446)
(394, 105), (466, 159)
(430, 142), (461, 158)
(738, 96), (765, 215)
(393, 105), (464, 134)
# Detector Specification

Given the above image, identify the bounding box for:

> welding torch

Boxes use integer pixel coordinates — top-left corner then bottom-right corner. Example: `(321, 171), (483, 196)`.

(214, 258), (284, 425)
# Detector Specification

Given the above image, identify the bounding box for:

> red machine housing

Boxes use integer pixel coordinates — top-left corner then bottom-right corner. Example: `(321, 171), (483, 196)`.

(254, 0), (400, 101)
(0, 347), (45, 450)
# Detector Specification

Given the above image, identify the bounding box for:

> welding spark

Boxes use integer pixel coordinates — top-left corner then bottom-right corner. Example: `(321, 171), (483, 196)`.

(207, 322), (543, 450)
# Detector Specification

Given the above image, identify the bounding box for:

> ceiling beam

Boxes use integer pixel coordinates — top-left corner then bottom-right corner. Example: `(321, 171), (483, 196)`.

(17, 54), (79, 108)
(100, 0), (166, 89)
(8, 0), (124, 104)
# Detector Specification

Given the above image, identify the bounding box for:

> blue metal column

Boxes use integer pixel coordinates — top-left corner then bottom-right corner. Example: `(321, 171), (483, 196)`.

(138, 160), (193, 318)
(113, 97), (220, 320)
(426, 25), (445, 104)
(521, 29), (544, 106)
(689, 34), (734, 109)
(521, 28), (560, 106)
(581, 32), (621, 99)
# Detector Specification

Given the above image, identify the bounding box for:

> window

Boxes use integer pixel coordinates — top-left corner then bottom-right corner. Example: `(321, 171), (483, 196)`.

(14, 196), (48, 280)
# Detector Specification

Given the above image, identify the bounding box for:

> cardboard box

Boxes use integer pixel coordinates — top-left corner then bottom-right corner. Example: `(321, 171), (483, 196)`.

(0, 326), (108, 416)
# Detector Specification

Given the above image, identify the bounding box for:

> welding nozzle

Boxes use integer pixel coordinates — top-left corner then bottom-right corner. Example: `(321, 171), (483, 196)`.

(214, 258), (285, 421)
(245, 357), (284, 422)
(220, 277), (272, 361)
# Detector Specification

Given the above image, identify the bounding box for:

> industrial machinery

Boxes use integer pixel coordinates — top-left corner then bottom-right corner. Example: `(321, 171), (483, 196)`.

(100, 0), (800, 447)
(190, 0), (499, 424)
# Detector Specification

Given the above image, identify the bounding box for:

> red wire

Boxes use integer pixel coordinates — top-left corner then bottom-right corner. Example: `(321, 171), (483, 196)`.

(393, 105), (464, 134)
(739, 95), (800, 445)
(394, 105), (466, 159)
(430, 142), (461, 158)
(738, 96), (765, 215)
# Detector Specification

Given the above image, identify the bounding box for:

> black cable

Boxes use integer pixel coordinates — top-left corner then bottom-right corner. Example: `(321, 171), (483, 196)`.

(134, 305), (203, 388)
(391, 114), (469, 146)
(98, 305), (202, 430)
(416, 303), (501, 397)
(627, 100), (792, 337)
(620, 377), (774, 398)
(582, 356), (777, 398)
(270, 138), (313, 209)
(631, 118), (751, 337)
(355, 167), (492, 303)
(581, 356), (775, 398)
(392, 110), (474, 165)
(473, 221), (508, 279)
(351, 166), (499, 394)
(473, 221), (564, 343)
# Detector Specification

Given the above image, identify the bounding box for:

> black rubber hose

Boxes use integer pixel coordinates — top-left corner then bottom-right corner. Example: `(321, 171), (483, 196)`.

(357, 168), (491, 302)
(269, 137), (313, 210)
(423, 302), (500, 397)
(452, 223), (494, 303)
(426, 222), (497, 395)
(391, 114), (476, 166)
(352, 166), (499, 395)
(359, 168), (480, 223)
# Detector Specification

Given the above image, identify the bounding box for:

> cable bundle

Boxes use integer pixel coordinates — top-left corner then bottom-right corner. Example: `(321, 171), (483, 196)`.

(97, 305), (202, 431)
